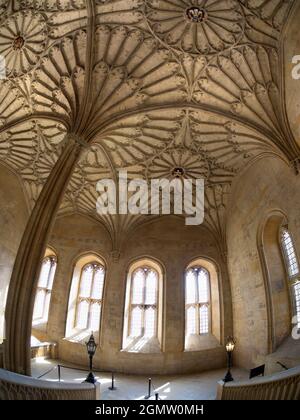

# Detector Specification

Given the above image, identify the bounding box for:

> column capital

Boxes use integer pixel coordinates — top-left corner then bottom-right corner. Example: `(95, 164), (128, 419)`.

(221, 250), (228, 263)
(110, 250), (121, 262)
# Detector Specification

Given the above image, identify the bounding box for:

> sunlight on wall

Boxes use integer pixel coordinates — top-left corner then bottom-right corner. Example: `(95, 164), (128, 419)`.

(0, 284), (8, 343)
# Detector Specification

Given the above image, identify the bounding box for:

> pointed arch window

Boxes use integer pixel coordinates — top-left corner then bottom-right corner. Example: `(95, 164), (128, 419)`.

(280, 228), (300, 329)
(75, 262), (105, 331)
(33, 255), (57, 324)
(185, 267), (210, 335)
(128, 267), (158, 339)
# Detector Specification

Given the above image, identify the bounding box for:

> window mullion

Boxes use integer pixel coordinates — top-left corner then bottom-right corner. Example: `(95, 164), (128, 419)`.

(155, 274), (158, 337)
(128, 271), (135, 337)
(47, 258), (56, 289)
(142, 272), (146, 336)
(87, 267), (96, 330)
(195, 272), (200, 335)
(46, 261), (52, 290)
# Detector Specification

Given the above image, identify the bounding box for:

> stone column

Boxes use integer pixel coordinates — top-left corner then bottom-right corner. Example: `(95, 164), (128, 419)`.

(4, 136), (83, 375)
(97, 251), (126, 370)
(163, 260), (185, 353)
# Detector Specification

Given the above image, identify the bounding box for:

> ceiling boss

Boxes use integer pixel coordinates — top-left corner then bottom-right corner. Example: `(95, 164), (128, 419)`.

(185, 6), (208, 23)
(12, 36), (25, 51)
(0, 11), (47, 77)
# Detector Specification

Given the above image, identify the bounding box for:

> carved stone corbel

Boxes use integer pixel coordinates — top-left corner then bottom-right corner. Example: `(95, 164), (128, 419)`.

(110, 250), (121, 263)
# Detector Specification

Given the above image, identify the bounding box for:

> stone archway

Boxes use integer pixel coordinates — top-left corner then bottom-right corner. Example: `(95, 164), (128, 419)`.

(258, 210), (291, 353)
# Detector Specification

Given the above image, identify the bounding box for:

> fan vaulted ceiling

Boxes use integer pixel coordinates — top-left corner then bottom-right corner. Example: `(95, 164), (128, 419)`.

(0, 0), (299, 253)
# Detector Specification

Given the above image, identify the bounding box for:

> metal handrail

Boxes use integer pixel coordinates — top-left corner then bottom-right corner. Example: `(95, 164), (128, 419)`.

(276, 361), (289, 370)
(37, 365), (58, 379)
(36, 364), (161, 398)
(36, 363), (111, 382)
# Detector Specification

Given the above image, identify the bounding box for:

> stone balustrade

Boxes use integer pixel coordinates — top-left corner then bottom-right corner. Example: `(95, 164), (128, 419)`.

(0, 368), (100, 400)
(217, 365), (300, 400)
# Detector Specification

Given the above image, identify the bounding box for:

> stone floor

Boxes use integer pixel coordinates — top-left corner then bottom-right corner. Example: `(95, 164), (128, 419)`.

(31, 359), (248, 400)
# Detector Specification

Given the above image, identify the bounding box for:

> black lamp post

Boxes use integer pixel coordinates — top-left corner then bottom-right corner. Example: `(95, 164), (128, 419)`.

(85, 333), (97, 384)
(223, 336), (235, 383)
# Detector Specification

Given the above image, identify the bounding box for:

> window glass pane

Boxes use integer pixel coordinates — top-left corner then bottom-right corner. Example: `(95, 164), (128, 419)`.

(132, 269), (144, 304)
(76, 300), (89, 329)
(145, 270), (157, 305)
(38, 258), (51, 288)
(33, 254), (57, 325)
(144, 307), (156, 337)
(43, 291), (51, 321)
(90, 302), (101, 331)
(185, 265), (211, 337)
(186, 306), (196, 335)
(79, 265), (93, 297)
(281, 230), (299, 277)
(75, 260), (106, 332)
(186, 270), (197, 304)
(130, 307), (142, 337)
(294, 282), (300, 329)
(91, 266), (105, 300)
(33, 289), (45, 320)
(199, 305), (209, 334)
(198, 269), (209, 303)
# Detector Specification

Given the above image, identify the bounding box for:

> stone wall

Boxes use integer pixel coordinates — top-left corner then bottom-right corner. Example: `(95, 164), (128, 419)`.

(40, 214), (232, 375)
(227, 156), (300, 369)
(0, 164), (29, 343)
